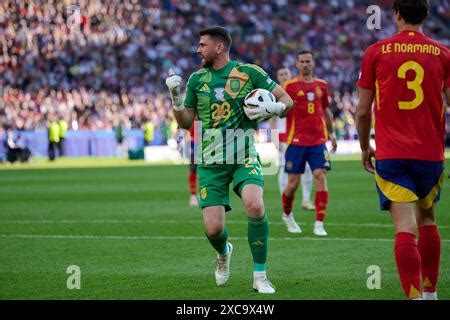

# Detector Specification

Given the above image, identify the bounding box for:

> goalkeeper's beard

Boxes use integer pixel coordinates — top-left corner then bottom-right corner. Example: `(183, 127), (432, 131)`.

(202, 57), (214, 68)
(201, 53), (218, 68)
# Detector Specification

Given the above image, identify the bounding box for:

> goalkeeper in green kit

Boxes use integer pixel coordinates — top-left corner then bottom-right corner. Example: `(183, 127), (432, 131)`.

(165, 26), (293, 293)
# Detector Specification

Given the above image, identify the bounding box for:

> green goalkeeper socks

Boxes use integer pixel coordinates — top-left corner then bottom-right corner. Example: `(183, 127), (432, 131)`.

(248, 213), (268, 272)
(206, 227), (229, 256)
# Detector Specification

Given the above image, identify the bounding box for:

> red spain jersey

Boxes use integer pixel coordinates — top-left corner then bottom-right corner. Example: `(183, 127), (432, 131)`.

(358, 30), (450, 161)
(283, 77), (330, 146)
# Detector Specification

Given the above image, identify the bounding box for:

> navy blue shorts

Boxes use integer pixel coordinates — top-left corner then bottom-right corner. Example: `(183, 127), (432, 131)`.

(375, 159), (444, 211)
(284, 144), (331, 174)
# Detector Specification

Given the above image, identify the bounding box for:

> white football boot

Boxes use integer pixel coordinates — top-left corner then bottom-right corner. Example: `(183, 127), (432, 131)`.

(253, 271), (276, 294)
(189, 195), (198, 207)
(215, 242), (233, 286)
(422, 292), (438, 300)
(282, 213), (302, 234)
(313, 221), (328, 236)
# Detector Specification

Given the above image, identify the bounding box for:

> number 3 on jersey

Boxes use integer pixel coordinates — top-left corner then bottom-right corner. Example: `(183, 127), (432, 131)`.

(397, 60), (424, 110)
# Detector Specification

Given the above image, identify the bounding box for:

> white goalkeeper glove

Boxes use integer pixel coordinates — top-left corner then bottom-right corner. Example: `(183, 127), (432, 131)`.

(244, 100), (286, 121)
(165, 68), (185, 111)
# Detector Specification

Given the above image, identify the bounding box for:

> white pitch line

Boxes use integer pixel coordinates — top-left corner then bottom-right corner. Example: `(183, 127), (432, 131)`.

(0, 219), (449, 229)
(0, 233), (449, 243)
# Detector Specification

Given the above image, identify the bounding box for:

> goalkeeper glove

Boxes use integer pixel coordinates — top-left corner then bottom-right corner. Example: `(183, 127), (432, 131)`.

(245, 101), (286, 121)
(165, 68), (185, 111)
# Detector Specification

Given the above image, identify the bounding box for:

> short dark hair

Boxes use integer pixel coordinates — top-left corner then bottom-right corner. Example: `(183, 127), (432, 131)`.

(393, 0), (428, 25)
(297, 50), (314, 59)
(276, 65), (289, 71)
(199, 26), (232, 50)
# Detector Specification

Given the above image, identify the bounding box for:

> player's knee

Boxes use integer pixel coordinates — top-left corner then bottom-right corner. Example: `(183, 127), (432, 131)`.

(205, 225), (224, 239)
(287, 177), (300, 190)
(313, 170), (326, 182)
(245, 200), (265, 217)
(394, 222), (417, 235)
(416, 205), (436, 226)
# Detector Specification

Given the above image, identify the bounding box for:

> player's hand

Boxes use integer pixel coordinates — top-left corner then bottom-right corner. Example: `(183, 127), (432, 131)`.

(329, 133), (337, 153)
(361, 146), (375, 174)
(244, 106), (265, 121)
(165, 68), (184, 110)
(262, 101), (286, 117)
(244, 101), (286, 121)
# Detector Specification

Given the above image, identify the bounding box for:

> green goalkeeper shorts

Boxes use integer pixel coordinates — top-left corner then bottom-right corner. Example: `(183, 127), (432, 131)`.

(197, 156), (264, 212)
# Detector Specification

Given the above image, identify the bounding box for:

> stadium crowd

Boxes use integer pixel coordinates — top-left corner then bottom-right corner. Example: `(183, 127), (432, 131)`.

(1, 0), (449, 141)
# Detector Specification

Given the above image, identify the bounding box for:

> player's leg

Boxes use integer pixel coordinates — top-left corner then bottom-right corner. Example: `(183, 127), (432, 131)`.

(375, 159), (423, 299)
(240, 183), (275, 294)
(414, 161), (444, 300)
(233, 158), (275, 293)
(309, 144), (332, 236)
(390, 202), (422, 300)
(416, 205), (440, 300)
(282, 174), (302, 233)
(278, 169), (288, 195)
(198, 165), (233, 286)
(312, 168), (328, 235)
(301, 163), (315, 210)
(189, 163), (198, 206)
(278, 142), (288, 195)
(281, 145), (306, 233)
(202, 205), (233, 286)
(188, 138), (198, 206)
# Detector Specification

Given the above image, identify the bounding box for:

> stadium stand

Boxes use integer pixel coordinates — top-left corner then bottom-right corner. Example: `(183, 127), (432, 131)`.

(0, 0), (449, 149)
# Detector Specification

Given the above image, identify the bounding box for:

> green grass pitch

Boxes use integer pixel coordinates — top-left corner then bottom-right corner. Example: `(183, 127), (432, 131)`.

(0, 157), (449, 300)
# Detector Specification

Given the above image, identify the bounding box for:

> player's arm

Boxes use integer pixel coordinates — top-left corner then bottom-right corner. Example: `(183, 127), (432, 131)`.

(244, 65), (293, 120)
(165, 69), (196, 130)
(445, 88), (450, 107)
(271, 84), (294, 118)
(173, 109), (196, 130)
(446, 88), (450, 179)
(323, 108), (337, 153)
(321, 85), (336, 153)
(356, 88), (375, 174)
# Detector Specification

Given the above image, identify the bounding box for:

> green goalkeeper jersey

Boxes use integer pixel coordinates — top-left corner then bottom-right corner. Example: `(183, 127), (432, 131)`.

(184, 60), (277, 165)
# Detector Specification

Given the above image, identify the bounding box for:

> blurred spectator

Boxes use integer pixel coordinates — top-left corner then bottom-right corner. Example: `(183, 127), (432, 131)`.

(47, 114), (60, 161)
(113, 115), (126, 156)
(58, 115), (68, 156)
(3, 130), (31, 162)
(4, 130), (19, 162)
(143, 119), (154, 146)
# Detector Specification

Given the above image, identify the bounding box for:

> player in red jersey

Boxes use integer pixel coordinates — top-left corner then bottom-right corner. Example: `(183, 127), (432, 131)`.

(270, 66), (315, 210)
(282, 51), (337, 236)
(357, 0), (450, 300)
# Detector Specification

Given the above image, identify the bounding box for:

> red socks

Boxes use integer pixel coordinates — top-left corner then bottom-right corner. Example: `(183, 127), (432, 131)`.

(282, 192), (294, 214)
(283, 191), (328, 220)
(418, 225), (441, 293)
(394, 232), (421, 299)
(189, 172), (197, 195)
(315, 191), (328, 222)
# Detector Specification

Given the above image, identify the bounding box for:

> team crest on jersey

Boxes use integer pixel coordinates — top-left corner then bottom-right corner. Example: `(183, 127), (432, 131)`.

(307, 92), (315, 101)
(214, 88), (225, 101)
(286, 161), (293, 170)
(230, 79), (240, 93)
(200, 187), (207, 199)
